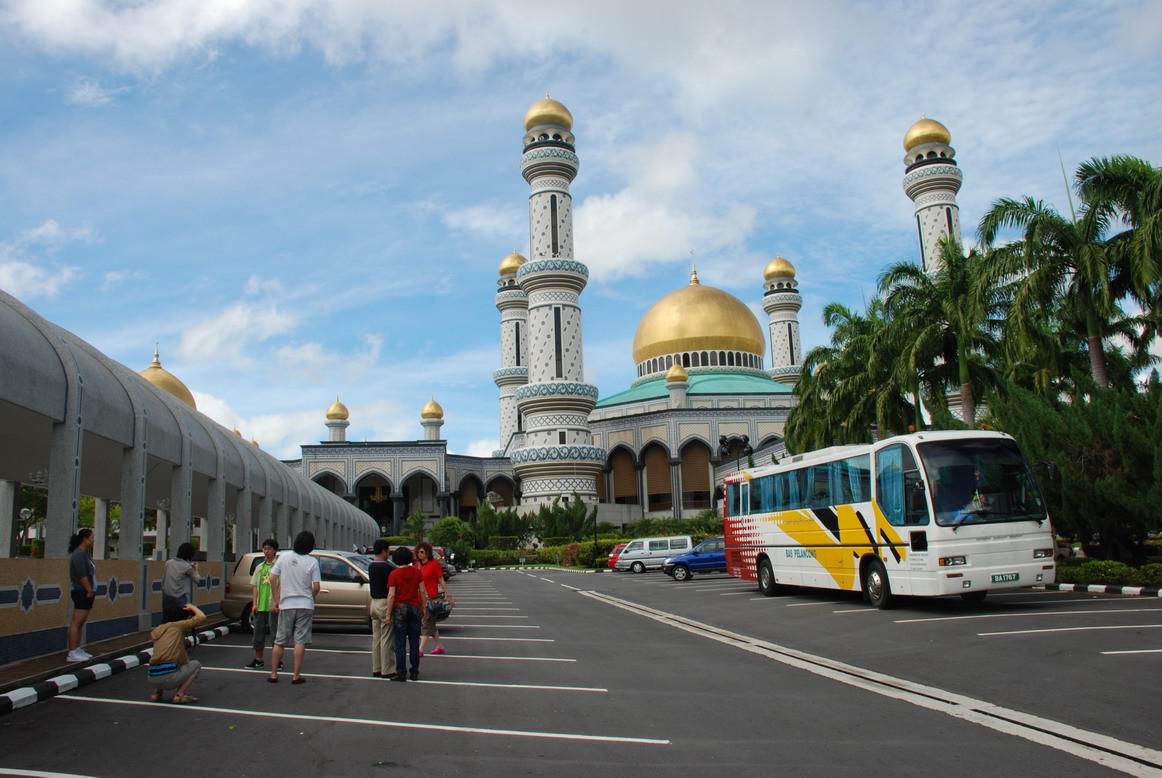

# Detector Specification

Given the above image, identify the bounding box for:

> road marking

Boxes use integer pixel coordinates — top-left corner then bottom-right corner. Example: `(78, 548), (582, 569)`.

(897, 608), (1162, 624)
(538, 577), (555, 583)
(719, 591), (755, 596)
(580, 589), (1162, 776)
(0, 770), (99, 778)
(832, 608), (880, 614)
(786, 600), (849, 607)
(454, 607), (521, 611)
(1101, 648), (1162, 655)
(439, 624), (541, 629)
(748, 596), (786, 602)
(979, 624), (1162, 637)
(440, 636), (555, 643)
(560, 584), (582, 591)
(214, 665), (586, 681)
(439, 615), (527, 619)
(56, 695), (667, 744)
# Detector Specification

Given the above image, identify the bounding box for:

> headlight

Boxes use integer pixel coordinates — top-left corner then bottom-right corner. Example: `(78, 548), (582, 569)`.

(663, 557), (674, 565)
(938, 556), (966, 567)
(1033, 548), (1053, 559)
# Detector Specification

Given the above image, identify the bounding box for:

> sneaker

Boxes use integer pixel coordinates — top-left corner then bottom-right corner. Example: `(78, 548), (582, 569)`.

(430, 647), (446, 655)
(77, 648), (93, 660)
(244, 659), (264, 669)
(66, 650), (88, 663)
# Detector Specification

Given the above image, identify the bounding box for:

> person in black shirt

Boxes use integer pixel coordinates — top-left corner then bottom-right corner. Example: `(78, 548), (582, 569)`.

(367, 540), (396, 678)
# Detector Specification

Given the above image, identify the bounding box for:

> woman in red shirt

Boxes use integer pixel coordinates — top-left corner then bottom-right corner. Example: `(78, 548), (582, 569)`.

(386, 547), (427, 681)
(416, 542), (455, 656)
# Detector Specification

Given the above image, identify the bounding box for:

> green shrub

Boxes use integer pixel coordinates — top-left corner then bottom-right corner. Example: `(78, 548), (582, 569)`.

(1059, 560), (1134, 585)
(490, 536), (519, 550)
(542, 536), (572, 547)
(1131, 563), (1162, 588)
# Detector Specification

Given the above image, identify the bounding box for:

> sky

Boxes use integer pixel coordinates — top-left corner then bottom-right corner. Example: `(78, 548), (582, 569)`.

(2, 0), (1161, 461)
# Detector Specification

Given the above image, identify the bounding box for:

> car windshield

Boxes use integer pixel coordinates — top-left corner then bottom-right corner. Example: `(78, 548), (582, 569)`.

(918, 438), (1047, 528)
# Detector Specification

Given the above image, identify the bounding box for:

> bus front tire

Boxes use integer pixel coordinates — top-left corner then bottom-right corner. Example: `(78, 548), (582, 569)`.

(757, 559), (778, 596)
(863, 559), (893, 609)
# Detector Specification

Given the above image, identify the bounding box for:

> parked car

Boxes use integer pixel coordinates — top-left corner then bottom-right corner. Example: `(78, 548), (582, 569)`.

(222, 549), (390, 632)
(607, 543), (628, 569)
(663, 537), (727, 581)
(614, 535), (694, 573)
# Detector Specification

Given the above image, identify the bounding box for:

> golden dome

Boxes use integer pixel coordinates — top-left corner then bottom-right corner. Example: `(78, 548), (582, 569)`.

(764, 256), (795, 280)
(326, 397), (349, 420)
(498, 251), (527, 276)
(524, 95), (573, 131)
(632, 270), (766, 364)
(139, 348), (197, 409)
(903, 116), (951, 151)
(665, 363), (689, 382)
(421, 398), (444, 419)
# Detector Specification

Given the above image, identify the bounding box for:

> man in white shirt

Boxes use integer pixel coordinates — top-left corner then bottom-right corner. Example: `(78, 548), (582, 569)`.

(268, 531), (321, 684)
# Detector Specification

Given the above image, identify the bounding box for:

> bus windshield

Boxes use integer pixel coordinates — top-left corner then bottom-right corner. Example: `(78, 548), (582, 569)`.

(918, 438), (1047, 527)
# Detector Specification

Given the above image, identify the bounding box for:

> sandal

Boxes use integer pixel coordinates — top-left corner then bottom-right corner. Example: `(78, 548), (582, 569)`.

(171, 694), (199, 704)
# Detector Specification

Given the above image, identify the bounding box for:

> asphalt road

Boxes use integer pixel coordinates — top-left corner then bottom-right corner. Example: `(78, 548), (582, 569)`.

(1, 569), (1159, 777)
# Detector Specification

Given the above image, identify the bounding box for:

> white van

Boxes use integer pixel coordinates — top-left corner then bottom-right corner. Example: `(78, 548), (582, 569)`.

(615, 536), (693, 573)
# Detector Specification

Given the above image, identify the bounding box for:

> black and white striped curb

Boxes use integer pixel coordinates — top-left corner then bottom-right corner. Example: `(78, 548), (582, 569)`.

(1044, 583), (1162, 597)
(0, 624), (232, 716)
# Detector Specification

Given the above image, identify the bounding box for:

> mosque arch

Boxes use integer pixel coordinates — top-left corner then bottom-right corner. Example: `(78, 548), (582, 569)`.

(402, 470), (440, 517)
(353, 471), (394, 531)
(642, 442), (673, 513)
(457, 473), (485, 522)
(607, 446), (639, 505)
(679, 439), (713, 511)
(484, 476), (515, 507)
(312, 471), (348, 497)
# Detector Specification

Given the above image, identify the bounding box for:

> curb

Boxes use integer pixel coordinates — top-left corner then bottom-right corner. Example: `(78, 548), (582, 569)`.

(1043, 583), (1162, 597)
(0, 625), (232, 717)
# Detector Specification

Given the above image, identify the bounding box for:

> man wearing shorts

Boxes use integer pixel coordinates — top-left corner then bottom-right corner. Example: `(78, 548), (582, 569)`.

(268, 531), (320, 684)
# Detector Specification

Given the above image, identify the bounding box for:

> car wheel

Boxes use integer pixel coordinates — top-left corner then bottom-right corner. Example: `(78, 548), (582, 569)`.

(757, 559), (778, 596)
(960, 591), (987, 605)
(631, 561), (646, 574)
(239, 603), (254, 634)
(863, 558), (893, 609)
(672, 564), (691, 582)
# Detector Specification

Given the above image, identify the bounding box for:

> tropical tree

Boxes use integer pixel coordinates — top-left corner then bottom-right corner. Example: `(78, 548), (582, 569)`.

(1075, 155), (1162, 298)
(878, 237), (999, 425)
(402, 512), (427, 543)
(978, 194), (1122, 387)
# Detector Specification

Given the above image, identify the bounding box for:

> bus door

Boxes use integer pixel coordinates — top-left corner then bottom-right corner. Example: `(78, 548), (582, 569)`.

(873, 444), (928, 588)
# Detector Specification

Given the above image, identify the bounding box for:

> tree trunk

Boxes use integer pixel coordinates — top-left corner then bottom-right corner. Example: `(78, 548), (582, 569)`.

(960, 382), (975, 427)
(1087, 334), (1109, 387)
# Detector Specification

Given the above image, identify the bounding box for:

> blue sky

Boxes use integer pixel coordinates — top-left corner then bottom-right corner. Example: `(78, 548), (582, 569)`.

(2, 1), (1161, 460)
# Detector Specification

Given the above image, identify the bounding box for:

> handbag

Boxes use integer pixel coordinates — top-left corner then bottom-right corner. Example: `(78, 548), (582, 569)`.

(427, 595), (452, 621)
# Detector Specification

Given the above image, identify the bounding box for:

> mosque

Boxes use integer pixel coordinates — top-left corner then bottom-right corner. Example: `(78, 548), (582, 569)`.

(269, 100), (964, 533)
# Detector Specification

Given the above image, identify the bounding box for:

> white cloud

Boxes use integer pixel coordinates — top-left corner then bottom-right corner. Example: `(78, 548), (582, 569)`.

(443, 204), (524, 239)
(99, 269), (143, 291)
(0, 220), (97, 300)
(178, 301), (296, 367)
(67, 77), (128, 106)
(244, 275), (285, 296)
(0, 260), (78, 299)
(464, 438), (500, 457)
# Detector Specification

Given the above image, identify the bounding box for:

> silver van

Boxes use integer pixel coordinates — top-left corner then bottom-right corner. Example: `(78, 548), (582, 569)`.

(615, 536), (693, 573)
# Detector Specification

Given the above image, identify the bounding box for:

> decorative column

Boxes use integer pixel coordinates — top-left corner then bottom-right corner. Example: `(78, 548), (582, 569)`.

(93, 498), (108, 560)
(902, 116), (962, 274)
(763, 256), (803, 386)
(494, 252), (529, 456)
(665, 363), (689, 408)
(155, 508), (169, 559)
(510, 95), (605, 505)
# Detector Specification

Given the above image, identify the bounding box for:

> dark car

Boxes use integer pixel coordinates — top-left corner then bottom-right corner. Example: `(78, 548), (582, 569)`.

(663, 537), (727, 581)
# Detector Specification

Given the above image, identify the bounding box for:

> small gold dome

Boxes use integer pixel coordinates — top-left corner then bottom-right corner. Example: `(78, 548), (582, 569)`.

(764, 256), (796, 280)
(326, 397), (349, 420)
(251, 439), (259, 447)
(139, 348), (197, 409)
(903, 116), (951, 151)
(632, 270), (766, 364)
(524, 95), (573, 131)
(498, 251), (527, 276)
(421, 398), (444, 419)
(666, 363), (689, 382)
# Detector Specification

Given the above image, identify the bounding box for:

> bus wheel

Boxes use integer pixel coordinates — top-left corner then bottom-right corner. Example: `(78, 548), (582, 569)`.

(757, 559), (778, 597)
(863, 559), (893, 609)
(960, 591), (987, 605)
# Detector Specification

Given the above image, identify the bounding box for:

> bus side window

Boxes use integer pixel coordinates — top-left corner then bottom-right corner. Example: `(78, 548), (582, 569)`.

(877, 445), (930, 526)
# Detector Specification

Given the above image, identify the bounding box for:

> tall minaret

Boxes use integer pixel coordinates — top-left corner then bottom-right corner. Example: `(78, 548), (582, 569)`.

(510, 95), (605, 505)
(901, 116), (962, 274)
(420, 398), (444, 441)
(494, 251), (529, 456)
(762, 256), (803, 386)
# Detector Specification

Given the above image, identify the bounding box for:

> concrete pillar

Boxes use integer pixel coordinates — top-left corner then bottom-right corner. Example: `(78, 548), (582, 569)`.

(0, 480), (16, 557)
(93, 498), (108, 560)
(276, 502), (289, 548)
(45, 417), (83, 559)
(669, 459), (682, 520)
(155, 510), (168, 559)
(257, 495), (271, 546)
(235, 487), (253, 555)
(636, 462), (647, 514)
(169, 463), (192, 549)
(392, 496), (405, 536)
(205, 477), (226, 561)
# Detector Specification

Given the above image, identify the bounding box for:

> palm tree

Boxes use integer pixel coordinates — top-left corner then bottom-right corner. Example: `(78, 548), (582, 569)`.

(1076, 155), (1162, 295)
(878, 238), (998, 425)
(979, 195), (1120, 387)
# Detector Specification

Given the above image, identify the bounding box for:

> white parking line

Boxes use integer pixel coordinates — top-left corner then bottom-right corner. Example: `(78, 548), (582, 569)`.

(979, 624), (1162, 637)
(455, 608), (521, 611)
(538, 577), (555, 583)
(719, 591), (755, 596)
(441, 615), (527, 619)
(440, 636), (555, 643)
(833, 608), (880, 614)
(1101, 648), (1162, 655)
(439, 624), (541, 629)
(786, 601), (848, 607)
(57, 695), (669, 744)
(897, 608), (1162, 624)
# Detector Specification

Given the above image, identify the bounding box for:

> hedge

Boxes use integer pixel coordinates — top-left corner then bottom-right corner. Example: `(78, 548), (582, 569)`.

(1056, 560), (1162, 587)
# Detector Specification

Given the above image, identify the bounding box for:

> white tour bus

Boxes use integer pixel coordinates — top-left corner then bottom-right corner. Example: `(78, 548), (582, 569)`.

(723, 431), (1056, 607)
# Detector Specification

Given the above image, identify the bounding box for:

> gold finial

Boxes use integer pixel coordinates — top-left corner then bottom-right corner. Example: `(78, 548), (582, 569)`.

(689, 267), (700, 286)
(151, 343), (162, 368)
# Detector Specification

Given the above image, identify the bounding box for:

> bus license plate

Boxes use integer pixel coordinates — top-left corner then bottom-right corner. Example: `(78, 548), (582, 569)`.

(992, 573), (1020, 583)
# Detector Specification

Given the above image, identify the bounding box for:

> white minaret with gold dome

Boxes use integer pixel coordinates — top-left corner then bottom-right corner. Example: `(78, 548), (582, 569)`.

(902, 116), (962, 274)
(494, 251), (529, 455)
(510, 95), (604, 504)
(325, 397), (349, 442)
(762, 256), (803, 385)
(420, 398), (444, 441)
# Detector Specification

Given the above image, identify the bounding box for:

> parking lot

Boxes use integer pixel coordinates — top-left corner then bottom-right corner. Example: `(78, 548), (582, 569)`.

(1, 570), (1160, 776)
